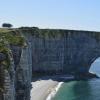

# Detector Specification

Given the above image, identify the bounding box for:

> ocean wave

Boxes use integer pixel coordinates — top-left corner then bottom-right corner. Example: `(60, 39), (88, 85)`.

(46, 82), (64, 100)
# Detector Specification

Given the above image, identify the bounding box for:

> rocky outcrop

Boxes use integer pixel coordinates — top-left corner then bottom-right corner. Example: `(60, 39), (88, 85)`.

(10, 43), (32, 100)
(0, 49), (15, 100)
(0, 53), (6, 100)
(15, 46), (32, 100)
(0, 31), (32, 100)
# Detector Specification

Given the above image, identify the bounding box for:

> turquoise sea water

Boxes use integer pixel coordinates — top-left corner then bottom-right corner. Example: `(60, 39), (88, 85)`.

(53, 58), (100, 100)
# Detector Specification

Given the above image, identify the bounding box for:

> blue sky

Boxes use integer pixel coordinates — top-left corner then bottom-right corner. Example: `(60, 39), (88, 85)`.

(0, 0), (100, 31)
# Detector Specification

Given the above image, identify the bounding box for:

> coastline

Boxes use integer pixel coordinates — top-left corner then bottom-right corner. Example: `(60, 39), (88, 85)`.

(46, 82), (64, 100)
(30, 75), (74, 100)
(46, 73), (99, 100)
(30, 78), (58, 100)
(30, 73), (99, 100)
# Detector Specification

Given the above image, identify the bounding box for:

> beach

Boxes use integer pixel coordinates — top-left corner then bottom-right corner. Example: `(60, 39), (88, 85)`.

(30, 78), (58, 100)
(30, 75), (74, 100)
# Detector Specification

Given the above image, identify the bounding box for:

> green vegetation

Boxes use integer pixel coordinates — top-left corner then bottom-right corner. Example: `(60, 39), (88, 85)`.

(40, 29), (65, 38)
(19, 27), (66, 38)
(0, 28), (25, 69)
(20, 27), (100, 39)
(0, 28), (26, 92)
(2, 23), (13, 28)
(0, 28), (25, 46)
(0, 40), (9, 93)
(0, 28), (26, 58)
(0, 29), (24, 68)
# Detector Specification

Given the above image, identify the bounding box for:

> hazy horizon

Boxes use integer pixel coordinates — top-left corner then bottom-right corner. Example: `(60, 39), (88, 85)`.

(0, 0), (100, 31)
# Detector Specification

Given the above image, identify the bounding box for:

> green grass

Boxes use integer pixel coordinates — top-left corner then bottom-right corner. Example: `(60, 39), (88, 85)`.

(0, 28), (26, 93)
(0, 28), (26, 70)
(19, 27), (65, 38)
(0, 28), (25, 46)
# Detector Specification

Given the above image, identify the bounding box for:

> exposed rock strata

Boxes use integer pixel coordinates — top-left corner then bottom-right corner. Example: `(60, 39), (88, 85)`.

(1, 27), (100, 100)
(21, 29), (100, 75)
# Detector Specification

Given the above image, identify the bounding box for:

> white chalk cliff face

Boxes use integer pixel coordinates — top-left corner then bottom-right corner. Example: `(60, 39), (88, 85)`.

(22, 29), (100, 74)
(0, 27), (100, 100)
(10, 44), (32, 100)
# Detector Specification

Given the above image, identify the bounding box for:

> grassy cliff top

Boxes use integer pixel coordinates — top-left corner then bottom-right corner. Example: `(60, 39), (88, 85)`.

(19, 27), (100, 40)
(0, 28), (25, 70)
(0, 28), (25, 46)
(19, 26), (100, 33)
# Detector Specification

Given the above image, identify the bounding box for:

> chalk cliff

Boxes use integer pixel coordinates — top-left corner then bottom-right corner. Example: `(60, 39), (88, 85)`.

(20, 28), (100, 75)
(0, 27), (100, 100)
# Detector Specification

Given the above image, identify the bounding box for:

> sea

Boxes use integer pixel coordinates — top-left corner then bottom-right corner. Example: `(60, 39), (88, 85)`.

(52, 58), (100, 100)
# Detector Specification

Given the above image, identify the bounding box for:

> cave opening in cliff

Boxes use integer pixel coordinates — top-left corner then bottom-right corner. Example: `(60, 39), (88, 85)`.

(89, 57), (100, 77)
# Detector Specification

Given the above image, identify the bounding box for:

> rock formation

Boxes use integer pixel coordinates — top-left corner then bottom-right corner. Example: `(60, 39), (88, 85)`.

(0, 27), (100, 100)
(20, 28), (100, 75)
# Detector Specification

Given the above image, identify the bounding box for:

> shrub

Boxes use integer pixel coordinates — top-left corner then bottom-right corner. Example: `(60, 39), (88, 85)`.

(2, 23), (13, 28)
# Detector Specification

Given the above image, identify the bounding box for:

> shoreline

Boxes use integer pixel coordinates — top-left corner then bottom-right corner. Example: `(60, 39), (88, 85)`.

(30, 75), (74, 100)
(30, 78), (58, 100)
(30, 73), (98, 100)
(46, 82), (64, 100)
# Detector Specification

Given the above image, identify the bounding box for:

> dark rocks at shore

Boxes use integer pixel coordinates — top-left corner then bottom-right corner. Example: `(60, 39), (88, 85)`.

(86, 72), (99, 78)
(74, 72), (99, 80)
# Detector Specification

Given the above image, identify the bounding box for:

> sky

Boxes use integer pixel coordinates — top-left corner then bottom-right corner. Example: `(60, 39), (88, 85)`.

(0, 0), (100, 31)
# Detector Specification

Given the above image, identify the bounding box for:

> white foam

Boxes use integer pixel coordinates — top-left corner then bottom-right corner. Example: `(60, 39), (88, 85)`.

(46, 82), (63, 100)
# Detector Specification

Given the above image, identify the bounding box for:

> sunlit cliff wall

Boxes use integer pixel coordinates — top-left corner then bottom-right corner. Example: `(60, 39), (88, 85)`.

(0, 27), (100, 100)
(21, 27), (100, 75)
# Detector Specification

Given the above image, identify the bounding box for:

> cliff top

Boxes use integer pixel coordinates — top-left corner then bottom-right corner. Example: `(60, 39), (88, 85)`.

(19, 27), (100, 41)
(0, 28), (25, 46)
(0, 28), (25, 70)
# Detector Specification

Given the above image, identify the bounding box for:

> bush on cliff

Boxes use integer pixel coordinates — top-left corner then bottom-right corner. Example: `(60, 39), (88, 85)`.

(2, 23), (13, 28)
